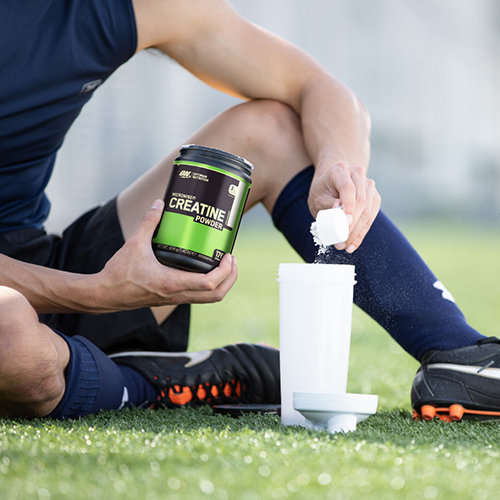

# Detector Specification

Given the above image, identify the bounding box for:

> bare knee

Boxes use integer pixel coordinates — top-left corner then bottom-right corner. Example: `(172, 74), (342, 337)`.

(118, 99), (312, 230)
(0, 287), (68, 417)
(225, 99), (308, 160)
(213, 100), (311, 211)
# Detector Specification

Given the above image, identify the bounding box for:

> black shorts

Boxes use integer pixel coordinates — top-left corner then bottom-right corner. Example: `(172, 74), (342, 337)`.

(0, 199), (190, 354)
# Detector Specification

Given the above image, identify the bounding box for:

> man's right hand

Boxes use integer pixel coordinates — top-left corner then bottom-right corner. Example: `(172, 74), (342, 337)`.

(94, 199), (238, 313)
(308, 161), (381, 254)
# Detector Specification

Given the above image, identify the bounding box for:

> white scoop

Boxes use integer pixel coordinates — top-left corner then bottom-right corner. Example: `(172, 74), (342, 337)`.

(315, 208), (349, 246)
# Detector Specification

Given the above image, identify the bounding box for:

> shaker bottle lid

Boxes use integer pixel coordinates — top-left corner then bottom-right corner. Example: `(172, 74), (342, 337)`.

(315, 207), (349, 246)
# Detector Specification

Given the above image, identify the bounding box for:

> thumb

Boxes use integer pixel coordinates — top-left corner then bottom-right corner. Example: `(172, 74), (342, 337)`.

(134, 199), (165, 241)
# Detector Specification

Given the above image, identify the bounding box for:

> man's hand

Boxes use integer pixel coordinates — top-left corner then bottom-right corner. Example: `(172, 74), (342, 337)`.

(94, 200), (238, 312)
(308, 162), (381, 253)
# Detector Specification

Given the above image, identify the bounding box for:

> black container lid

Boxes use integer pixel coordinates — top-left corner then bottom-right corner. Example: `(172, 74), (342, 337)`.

(179, 144), (253, 177)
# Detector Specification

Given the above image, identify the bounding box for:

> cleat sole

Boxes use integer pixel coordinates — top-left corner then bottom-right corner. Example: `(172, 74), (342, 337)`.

(421, 405), (436, 421)
(413, 404), (500, 422)
(449, 404), (464, 421)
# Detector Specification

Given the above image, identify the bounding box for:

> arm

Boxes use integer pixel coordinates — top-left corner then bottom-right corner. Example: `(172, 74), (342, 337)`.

(1, 201), (237, 314)
(133, 0), (380, 251)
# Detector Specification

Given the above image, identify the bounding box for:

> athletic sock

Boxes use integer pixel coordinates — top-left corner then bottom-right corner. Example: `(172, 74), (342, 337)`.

(80, 337), (158, 410)
(272, 166), (484, 361)
(117, 365), (158, 408)
(48, 332), (158, 419)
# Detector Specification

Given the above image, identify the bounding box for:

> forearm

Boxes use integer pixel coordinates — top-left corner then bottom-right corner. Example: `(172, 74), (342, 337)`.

(0, 254), (101, 314)
(298, 73), (371, 178)
(0, 201), (238, 315)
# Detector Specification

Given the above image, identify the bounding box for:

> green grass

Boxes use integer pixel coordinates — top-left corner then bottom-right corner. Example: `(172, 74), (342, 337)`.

(2, 218), (500, 500)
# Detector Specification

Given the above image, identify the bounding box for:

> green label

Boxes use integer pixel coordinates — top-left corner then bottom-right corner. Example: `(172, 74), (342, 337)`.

(152, 163), (250, 266)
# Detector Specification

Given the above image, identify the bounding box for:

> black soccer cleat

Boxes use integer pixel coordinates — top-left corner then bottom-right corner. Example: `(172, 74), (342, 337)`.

(109, 343), (280, 409)
(411, 337), (500, 422)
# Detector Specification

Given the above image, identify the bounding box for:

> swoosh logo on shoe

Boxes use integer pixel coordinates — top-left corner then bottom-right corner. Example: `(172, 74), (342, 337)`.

(183, 350), (213, 367)
(109, 350), (214, 368)
(429, 363), (500, 380)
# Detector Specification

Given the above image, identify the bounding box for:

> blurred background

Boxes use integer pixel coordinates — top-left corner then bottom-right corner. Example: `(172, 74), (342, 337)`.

(46, 0), (500, 232)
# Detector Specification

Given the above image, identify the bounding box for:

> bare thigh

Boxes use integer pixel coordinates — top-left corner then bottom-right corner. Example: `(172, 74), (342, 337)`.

(117, 100), (312, 324)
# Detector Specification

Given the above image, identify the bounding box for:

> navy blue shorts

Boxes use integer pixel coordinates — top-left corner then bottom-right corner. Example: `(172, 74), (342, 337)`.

(0, 198), (190, 354)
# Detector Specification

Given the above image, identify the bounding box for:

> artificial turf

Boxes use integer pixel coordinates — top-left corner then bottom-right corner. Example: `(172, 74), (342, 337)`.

(1, 217), (499, 499)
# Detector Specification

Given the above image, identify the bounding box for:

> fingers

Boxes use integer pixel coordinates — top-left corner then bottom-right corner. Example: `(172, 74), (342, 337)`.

(130, 197), (238, 298)
(200, 253), (238, 302)
(100, 200), (238, 311)
(330, 162), (363, 224)
(162, 252), (238, 304)
(343, 178), (381, 253)
(311, 162), (381, 253)
(131, 199), (164, 244)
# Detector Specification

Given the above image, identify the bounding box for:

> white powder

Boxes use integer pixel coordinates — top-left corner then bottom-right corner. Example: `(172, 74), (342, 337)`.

(310, 208), (349, 262)
(310, 221), (327, 257)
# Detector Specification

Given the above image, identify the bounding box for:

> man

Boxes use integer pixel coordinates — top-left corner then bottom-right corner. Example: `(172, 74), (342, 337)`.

(1, 0), (498, 422)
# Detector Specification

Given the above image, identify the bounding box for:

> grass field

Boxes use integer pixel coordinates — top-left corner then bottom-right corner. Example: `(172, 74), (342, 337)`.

(1, 217), (500, 500)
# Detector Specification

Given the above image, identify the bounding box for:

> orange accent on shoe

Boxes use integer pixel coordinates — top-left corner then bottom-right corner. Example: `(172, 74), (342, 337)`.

(421, 405), (436, 421)
(412, 410), (421, 421)
(197, 385), (207, 400)
(157, 377), (245, 406)
(456, 408), (500, 419)
(449, 404), (465, 421)
(169, 386), (193, 405)
(223, 382), (232, 397)
(415, 404), (500, 422)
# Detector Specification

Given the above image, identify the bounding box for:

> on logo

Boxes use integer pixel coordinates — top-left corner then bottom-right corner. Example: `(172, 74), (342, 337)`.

(228, 184), (238, 197)
(179, 170), (192, 178)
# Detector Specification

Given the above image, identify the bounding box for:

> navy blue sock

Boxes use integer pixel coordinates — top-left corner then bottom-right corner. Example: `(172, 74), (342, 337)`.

(117, 365), (159, 408)
(272, 166), (484, 361)
(80, 337), (158, 410)
(49, 332), (158, 419)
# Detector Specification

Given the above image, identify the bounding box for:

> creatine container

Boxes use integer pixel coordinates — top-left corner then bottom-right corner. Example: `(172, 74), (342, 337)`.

(152, 145), (253, 273)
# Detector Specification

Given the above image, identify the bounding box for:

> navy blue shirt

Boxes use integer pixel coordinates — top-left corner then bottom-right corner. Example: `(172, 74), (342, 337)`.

(0, 0), (137, 232)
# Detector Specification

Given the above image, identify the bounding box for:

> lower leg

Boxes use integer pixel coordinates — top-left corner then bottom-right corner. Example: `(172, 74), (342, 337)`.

(0, 287), (158, 418)
(0, 287), (69, 417)
(272, 167), (484, 360)
(48, 334), (158, 419)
